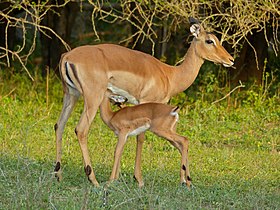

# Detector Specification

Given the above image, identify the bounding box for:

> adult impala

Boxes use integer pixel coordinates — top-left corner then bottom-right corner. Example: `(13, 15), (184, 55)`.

(54, 18), (234, 186)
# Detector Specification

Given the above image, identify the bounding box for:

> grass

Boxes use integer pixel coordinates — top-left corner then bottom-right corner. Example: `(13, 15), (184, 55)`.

(0, 70), (279, 209)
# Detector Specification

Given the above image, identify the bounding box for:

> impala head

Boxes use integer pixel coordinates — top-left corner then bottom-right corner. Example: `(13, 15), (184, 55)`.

(189, 18), (234, 67)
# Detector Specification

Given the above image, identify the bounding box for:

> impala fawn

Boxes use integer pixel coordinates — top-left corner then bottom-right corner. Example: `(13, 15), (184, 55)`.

(100, 91), (191, 187)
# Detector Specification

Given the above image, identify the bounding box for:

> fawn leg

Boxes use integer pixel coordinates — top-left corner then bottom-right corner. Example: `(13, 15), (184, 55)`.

(109, 132), (128, 182)
(134, 132), (145, 187)
(154, 130), (191, 187)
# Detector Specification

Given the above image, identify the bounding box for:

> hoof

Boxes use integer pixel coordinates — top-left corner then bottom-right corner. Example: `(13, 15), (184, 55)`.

(138, 181), (144, 188)
(55, 171), (62, 182)
(84, 165), (100, 187)
(181, 181), (192, 189)
(54, 162), (62, 182)
(133, 175), (144, 188)
(105, 179), (120, 188)
(89, 178), (100, 187)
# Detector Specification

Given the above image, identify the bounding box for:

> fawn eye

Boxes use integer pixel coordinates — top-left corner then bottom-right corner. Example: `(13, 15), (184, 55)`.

(205, 39), (214, 45)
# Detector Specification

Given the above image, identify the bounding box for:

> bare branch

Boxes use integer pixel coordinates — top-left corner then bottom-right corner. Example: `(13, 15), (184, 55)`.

(0, 0), (279, 78)
(212, 81), (245, 105)
(0, 0), (72, 78)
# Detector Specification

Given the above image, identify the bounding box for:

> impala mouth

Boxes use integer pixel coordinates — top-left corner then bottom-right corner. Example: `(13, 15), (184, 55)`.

(222, 61), (234, 67)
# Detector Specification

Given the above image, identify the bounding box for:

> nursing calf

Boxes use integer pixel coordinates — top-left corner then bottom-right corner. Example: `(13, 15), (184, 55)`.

(100, 92), (191, 187)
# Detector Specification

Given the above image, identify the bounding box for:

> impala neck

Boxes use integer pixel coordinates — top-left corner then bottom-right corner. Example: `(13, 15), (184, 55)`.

(99, 95), (114, 128)
(170, 40), (204, 95)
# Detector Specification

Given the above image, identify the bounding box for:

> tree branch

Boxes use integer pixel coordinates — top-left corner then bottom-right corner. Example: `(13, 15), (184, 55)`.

(212, 81), (245, 105)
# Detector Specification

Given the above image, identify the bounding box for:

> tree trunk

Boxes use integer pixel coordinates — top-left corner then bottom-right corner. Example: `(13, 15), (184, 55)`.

(40, 1), (78, 76)
(231, 30), (268, 84)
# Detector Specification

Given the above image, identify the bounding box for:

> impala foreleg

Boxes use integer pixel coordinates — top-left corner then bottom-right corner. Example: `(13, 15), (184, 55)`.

(75, 89), (106, 187)
(134, 132), (145, 187)
(75, 109), (99, 186)
(54, 92), (79, 181)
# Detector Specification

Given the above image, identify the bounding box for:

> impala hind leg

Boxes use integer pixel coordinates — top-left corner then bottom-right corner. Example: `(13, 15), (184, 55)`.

(75, 90), (106, 187)
(154, 130), (191, 187)
(170, 135), (191, 187)
(54, 92), (80, 181)
(178, 137), (191, 187)
(172, 135), (191, 187)
(134, 133), (145, 187)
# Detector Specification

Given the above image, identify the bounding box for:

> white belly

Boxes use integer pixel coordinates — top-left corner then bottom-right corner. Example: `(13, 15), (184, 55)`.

(128, 123), (150, 136)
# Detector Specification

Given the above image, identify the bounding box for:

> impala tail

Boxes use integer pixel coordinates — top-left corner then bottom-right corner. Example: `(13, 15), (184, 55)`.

(59, 55), (82, 94)
(170, 106), (180, 121)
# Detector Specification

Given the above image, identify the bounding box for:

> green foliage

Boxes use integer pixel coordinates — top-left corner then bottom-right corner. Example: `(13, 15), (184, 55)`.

(0, 70), (279, 209)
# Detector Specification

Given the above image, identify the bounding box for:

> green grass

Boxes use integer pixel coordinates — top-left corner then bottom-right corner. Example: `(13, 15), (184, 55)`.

(0, 71), (279, 209)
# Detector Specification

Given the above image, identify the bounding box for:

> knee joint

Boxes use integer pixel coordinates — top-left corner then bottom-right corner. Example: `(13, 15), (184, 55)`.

(75, 128), (88, 141)
(183, 137), (189, 147)
(75, 128), (83, 138)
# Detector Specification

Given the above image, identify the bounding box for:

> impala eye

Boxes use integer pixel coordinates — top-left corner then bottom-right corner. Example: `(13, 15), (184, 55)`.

(206, 39), (214, 45)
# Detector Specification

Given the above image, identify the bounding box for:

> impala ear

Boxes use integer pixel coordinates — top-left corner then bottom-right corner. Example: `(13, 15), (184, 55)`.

(189, 17), (205, 38)
(190, 24), (201, 38)
(189, 17), (199, 25)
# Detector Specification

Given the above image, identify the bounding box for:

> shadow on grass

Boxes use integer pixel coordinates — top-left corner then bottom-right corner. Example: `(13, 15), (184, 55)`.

(1, 153), (279, 209)
(0, 153), (111, 209)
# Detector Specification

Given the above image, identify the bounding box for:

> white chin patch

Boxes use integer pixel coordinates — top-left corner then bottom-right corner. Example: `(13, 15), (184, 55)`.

(223, 63), (231, 67)
(223, 62), (234, 67)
